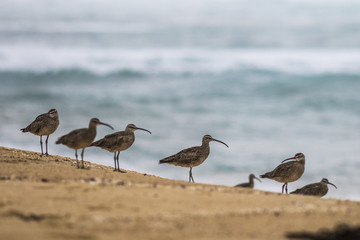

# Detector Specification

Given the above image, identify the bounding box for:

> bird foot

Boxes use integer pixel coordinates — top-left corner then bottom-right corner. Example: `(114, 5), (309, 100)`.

(117, 169), (127, 173)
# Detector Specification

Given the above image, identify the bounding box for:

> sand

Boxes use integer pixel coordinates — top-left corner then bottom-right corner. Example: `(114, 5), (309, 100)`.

(0, 146), (359, 240)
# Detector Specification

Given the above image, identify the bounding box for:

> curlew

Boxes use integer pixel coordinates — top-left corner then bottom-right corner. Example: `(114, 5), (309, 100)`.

(290, 178), (337, 197)
(91, 124), (151, 173)
(21, 109), (59, 156)
(159, 135), (229, 183)
(260, 153), (305, 194)
(234, 174), (261, 188)
(56, 118), (113, 168)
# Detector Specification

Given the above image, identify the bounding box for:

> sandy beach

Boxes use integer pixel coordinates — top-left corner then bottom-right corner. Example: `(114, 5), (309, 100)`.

(0, 146), (359, 240)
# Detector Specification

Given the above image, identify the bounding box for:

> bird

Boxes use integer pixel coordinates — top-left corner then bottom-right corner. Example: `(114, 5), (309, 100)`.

(91, 124), (151, 173)
(260, 153), (305, 194)
(234, 174), (261, 188)
(290, 178), (337, 197)
(56, 118), (113, 169)
(20, 109), (59, 156)
(159, 134), (229, 183)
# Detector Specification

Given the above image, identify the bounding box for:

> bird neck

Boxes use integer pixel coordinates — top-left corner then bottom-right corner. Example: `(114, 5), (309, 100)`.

(125, 128), (135, 134)
(201, 140), (210, 149)
(88, 123), (97, 135)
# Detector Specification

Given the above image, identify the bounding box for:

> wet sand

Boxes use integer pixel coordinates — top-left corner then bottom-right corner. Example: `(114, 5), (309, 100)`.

(0, 146), (359, 240)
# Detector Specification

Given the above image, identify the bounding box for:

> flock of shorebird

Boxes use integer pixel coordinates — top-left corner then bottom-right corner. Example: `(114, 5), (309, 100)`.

(20, 109), (337, 198)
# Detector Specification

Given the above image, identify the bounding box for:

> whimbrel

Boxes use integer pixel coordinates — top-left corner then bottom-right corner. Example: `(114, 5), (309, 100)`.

(91, 124), (151, 173)
(56, 118), (113, 168)
(159, 135), (229, 183)
(290, 178), (337, 197)
(234, 174), (261, 188)
(260, 153), (305, 194)
(20, 109), (59, 156)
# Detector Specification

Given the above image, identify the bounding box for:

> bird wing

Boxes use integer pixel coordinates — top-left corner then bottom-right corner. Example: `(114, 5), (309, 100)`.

(292, 183), (321, 195)
(160, 146), (202, 165)
(22, 113), (49, 133)
(56, 128), (87, 145)
(92, 131), (133, 151)
(234, 182), (250, 188)
(269, 161), (298, 178)
(34, 113), (48, 122)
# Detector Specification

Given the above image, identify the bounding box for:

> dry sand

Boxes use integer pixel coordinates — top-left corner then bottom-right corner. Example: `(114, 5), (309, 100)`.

(0, 146), (359, 240)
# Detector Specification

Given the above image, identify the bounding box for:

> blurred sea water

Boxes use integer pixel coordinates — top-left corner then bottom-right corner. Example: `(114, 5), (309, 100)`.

(1, 0), (360, 200)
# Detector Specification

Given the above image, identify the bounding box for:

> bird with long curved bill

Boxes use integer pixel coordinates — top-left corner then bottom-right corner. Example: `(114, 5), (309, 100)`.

(56, 118), (113, 169)
(291, 178), (337, 197)
(91, 124), (151, 173)
(21, 109), (59, 156)
(260, 153), (305, 194)
(159, 135), (229, 183)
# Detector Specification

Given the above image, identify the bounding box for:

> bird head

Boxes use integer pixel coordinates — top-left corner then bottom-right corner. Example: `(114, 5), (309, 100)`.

(321, 178), (337, 189)
(203, 135), (229, 148)
(126, 124), (152, 134)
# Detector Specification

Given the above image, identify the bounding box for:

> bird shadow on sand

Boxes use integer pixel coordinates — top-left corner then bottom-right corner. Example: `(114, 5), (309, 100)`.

(286, 223), (360, 240)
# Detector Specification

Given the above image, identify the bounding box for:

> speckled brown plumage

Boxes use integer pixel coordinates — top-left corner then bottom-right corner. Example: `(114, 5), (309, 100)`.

(260, 153), (305, 194)
(291, 178), (337, 197)
(21, 109), (59, 156)
(159, 135), (229, 183)
(91, 124), (151, 172)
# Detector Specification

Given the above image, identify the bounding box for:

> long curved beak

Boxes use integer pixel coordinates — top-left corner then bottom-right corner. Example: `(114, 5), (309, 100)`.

(136, 127), (152, 134)
(281, 156), (295, 163)
(212, 138), (229, 148)
(328, 182), (337, 189)
(99, 122), (114, 130)
(254, 176), (262, 183)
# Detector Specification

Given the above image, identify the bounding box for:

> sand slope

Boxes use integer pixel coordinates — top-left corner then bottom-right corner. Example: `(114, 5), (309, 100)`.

(0, 146), (359, 240)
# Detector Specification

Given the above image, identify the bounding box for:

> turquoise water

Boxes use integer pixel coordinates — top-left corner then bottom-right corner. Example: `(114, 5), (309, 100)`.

(1, 0), (360, 200)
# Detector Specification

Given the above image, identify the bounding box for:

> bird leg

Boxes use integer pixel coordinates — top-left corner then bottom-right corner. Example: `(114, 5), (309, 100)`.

(81, 148), (85, 169)
(189, 167), (194, 183)
(39, 136), (44, 156)
(113, 152), (117, 171)
(117, 152), (126, 173)
(281, 183), (289, 194)
(45, 135), (49, 156)
(282, 183), (285, 194)
(75, 149), (79, 168)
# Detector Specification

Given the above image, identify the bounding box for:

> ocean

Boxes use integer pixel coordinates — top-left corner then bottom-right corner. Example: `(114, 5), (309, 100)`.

(1, 0), (360, 200)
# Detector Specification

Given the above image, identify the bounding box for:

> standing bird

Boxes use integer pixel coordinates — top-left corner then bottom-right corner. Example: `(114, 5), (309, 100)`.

(159, 135), (229, 183)
(290, 178), (337, 197)
(56, 118), (113, 168)
(260, 153), (305, 194)
(91, 124), (151, 173)
(20, 109), (59, 156)
(234, 174), (261, 188)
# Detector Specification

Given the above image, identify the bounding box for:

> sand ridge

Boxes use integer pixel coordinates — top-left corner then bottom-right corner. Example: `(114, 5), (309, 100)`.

(0, 146), (359, 240)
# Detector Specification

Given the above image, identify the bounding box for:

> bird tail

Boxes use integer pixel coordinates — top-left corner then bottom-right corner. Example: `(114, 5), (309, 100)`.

(90, 140), (101, 147)
(289, 189), (300, 194)
(259, 173), (269, 179)
(159, 156), (175, 165)
(20, 127), (29, 133)
(55, 136), (65, 145)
